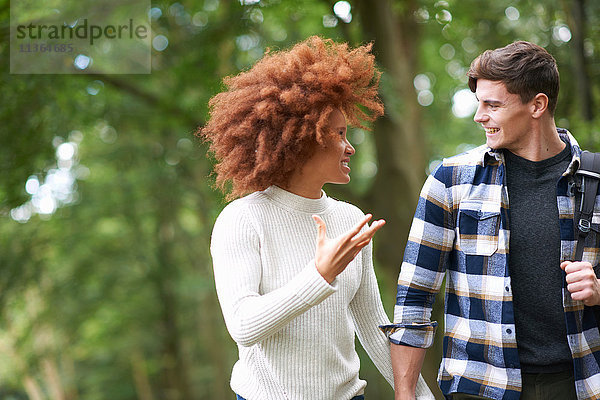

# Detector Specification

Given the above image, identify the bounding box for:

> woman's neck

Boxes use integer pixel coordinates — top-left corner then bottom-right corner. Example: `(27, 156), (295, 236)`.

(281, 181), (323, 199)
(281, 170), (324, 199)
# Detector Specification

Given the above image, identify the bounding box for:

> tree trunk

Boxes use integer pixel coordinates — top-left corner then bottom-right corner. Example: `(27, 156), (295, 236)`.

(354, 1), (443, 397)
(152, 165), (194, 400)
(42, 358), (66, 400)
(23, 376), (44, 400)
(199, 287), (232, 399)
(61, 354), (79, 400)
(354, 0), (428, 283)
(566, 0), (594, 121)
(131, 350), (156, 400)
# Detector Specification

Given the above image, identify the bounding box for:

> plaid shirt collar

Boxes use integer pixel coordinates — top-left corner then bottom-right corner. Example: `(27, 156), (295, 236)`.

(481, 127), (582, 174)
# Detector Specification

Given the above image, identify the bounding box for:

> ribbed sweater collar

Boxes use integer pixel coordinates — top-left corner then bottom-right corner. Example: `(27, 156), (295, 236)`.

(264, 185), (332, 214)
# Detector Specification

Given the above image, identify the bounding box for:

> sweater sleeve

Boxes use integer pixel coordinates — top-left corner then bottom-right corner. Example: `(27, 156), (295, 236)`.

(349, 242), (435, 399)
(210, 203), (336, 347)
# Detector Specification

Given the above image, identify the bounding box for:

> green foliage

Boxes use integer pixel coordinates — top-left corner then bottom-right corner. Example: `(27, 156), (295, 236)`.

(1, 0), (599, 398)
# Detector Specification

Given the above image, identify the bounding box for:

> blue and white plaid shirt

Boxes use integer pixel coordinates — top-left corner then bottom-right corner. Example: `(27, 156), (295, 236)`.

(382, 130), (600, 400)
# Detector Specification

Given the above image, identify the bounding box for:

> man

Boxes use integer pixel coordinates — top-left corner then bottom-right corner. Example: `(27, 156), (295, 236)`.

(384, 41), (600, 400)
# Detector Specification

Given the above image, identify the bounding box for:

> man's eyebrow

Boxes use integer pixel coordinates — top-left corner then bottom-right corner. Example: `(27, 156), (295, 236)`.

(476, 96), (504, 106)
(484, 100), (504, 106)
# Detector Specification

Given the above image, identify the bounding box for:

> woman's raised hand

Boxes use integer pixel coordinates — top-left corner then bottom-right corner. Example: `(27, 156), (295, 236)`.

(312, 214), (386, 284)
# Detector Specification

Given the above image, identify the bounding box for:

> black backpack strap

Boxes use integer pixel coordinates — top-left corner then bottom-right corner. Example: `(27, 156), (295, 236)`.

(574, 151), (600, 261)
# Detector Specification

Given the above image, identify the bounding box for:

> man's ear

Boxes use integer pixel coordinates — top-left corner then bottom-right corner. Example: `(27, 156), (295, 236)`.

(531, 93), (549, 118)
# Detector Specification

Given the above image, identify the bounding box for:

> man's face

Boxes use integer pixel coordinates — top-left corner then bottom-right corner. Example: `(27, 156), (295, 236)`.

(473, 79), (533, 156)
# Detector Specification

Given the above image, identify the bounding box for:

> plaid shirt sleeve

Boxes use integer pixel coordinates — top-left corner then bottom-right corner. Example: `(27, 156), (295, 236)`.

(380, 132), (600, 399)
(381, 163), (455, 348)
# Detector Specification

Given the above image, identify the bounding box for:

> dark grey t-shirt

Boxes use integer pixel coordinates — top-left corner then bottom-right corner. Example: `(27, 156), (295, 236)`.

(504, 143), (572, 373)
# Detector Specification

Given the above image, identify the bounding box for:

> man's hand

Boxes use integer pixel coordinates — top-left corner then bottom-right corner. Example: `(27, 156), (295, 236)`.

(312, 214), (385, 283)
(561, 261), (600, 306)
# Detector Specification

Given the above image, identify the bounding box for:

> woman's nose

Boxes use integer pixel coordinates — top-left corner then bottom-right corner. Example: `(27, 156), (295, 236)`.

(346, 141), (355, 156)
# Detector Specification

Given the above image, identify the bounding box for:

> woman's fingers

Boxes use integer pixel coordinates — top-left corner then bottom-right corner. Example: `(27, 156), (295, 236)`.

(313, 214), (384, 247)
(346, 214), (373, 239)
(313, 214), (385, 282)
(368, 219), (386, 233)
(353, 219), (386, 243)
(315, 214), (384, 246)
(312, 215), (327, 242)
(347, 220), (386, 254)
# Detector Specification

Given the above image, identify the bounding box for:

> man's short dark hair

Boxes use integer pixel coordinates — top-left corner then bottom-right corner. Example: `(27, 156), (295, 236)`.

(467, 41), (560, 115)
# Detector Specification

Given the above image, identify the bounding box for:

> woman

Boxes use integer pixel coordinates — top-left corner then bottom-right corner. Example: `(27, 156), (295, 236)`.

(200, 36), (433, 400)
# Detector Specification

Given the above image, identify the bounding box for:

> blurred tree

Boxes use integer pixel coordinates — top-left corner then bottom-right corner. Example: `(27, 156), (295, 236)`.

(1, 0), (600, 399)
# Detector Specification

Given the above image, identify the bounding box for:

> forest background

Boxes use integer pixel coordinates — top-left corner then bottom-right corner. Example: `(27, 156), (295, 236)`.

(1, 0), (599, 399)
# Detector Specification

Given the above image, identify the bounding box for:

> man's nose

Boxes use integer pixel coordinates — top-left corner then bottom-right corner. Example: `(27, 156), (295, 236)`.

(473, 105), (488, 123)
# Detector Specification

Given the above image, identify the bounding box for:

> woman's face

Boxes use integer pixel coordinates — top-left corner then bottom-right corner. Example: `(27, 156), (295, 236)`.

(304, 109), (356, 186)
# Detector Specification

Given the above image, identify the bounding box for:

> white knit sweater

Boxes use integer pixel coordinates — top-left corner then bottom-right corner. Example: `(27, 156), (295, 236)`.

(211, 186), (434, 399)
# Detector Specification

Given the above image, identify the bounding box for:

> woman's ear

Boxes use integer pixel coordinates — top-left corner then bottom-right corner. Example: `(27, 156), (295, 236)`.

(531, 93), (549, 118)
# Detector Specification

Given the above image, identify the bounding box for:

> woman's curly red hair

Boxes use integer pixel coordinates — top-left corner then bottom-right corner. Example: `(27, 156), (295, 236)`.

(198, 35), (383, 200)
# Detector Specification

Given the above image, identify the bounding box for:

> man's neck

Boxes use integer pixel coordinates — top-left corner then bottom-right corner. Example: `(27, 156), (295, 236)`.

(512, 118), (564, 161)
